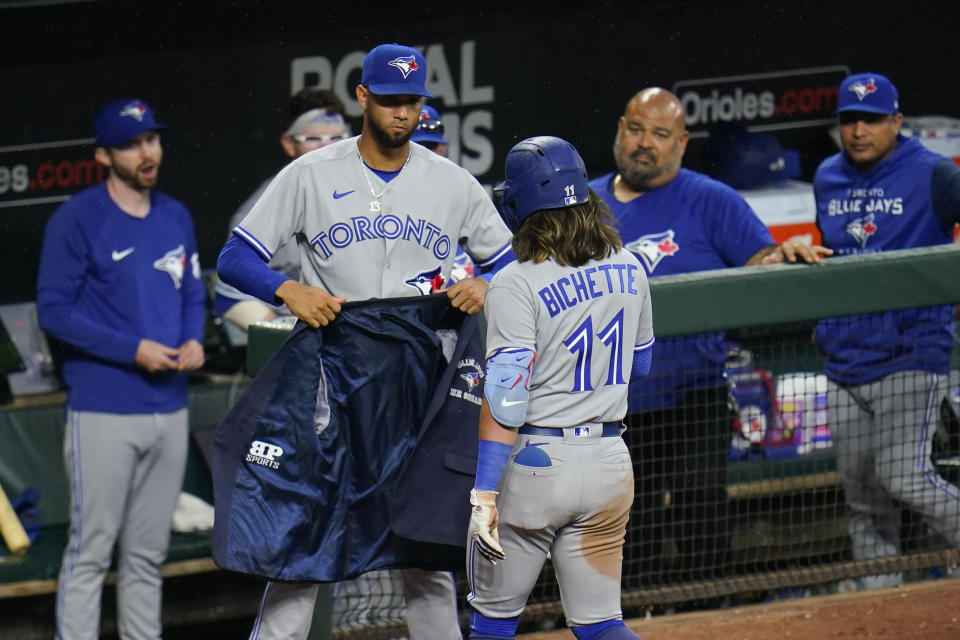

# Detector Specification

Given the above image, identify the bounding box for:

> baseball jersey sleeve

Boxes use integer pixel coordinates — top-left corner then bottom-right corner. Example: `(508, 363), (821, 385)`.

(706, 182), (775, 266)
(37, 203), (142, 364)
(932, 159), (960, 231)
(633, 254), (655, 351)
(232, 163), (307, 261)
(459, 178), (513, 269)
(483, 271), (537, 357)
(178, 206), (207, 345)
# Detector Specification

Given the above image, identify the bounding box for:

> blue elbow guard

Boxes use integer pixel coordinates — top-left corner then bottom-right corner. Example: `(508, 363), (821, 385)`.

(632, 344), (653, 379)
(484, 348), (535, 427)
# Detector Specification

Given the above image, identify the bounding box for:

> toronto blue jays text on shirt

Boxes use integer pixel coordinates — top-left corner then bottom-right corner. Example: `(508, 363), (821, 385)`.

(826, 187), (904, 216)
(309, 214), (452, 260)
(539, 263), (641, 318)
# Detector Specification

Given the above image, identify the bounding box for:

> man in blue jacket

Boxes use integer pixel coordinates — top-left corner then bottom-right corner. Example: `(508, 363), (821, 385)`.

(37, 98), (206, 639)
(814, 72), (960, 590)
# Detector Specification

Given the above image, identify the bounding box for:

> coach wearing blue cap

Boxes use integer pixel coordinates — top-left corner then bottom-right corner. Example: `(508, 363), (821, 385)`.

(37, 98), (205, 638)
(813, 72), (960, 591)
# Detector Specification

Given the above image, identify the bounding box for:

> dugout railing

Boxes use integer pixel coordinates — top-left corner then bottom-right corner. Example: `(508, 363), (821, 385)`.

(244, 244), (960, 639)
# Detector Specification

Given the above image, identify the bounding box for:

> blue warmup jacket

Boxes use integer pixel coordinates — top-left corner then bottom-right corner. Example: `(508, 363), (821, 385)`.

(814, 136), (960, 385)
(212, 294), (483, 582)
(590, 169), (775, 410)
(36, 182), (206, 413)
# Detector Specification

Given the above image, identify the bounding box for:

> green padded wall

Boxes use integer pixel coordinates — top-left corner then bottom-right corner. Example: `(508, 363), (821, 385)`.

(649, 244), (960, 337)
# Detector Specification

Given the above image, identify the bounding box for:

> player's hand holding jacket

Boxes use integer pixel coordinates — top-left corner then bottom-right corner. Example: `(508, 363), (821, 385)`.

(469, 488), (505, 564)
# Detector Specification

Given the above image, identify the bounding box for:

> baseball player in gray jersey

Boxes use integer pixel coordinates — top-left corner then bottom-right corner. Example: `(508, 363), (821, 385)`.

(466, 137), (654, 640)
(217, 43), (513, 640)
(214, 88), (350, 338)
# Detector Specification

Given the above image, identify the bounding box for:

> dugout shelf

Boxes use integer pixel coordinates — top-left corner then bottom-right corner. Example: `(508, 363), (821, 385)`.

(0, 379), (248, 598)
(727, 451), (838, 500)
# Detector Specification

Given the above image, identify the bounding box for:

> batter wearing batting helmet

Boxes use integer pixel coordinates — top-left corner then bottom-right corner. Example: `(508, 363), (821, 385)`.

(467, 136), (655, 640)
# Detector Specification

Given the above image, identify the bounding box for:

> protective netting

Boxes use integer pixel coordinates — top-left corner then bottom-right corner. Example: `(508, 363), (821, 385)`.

(329, 314), (960, 638)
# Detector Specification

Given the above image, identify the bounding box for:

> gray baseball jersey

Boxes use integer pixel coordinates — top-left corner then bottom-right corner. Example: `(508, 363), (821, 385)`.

(469, 248), (654, 626)
(233, 136), (512, 300)
(484, 249), (654, 427)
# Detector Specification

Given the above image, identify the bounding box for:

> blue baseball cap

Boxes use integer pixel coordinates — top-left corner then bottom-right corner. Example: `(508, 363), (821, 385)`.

(94, 98), (168, 147)
(704, 126), (801, 190)
(836, 73), (900, 115)
(411, 105), (449, 145)
(361, 43), (433, 98)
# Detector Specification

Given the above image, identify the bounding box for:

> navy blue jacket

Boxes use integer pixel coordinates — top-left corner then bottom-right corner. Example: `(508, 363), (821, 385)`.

(212, 294), (482, 582)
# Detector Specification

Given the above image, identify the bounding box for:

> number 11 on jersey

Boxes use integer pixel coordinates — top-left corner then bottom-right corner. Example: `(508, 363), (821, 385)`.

(561, 308), (627, 392)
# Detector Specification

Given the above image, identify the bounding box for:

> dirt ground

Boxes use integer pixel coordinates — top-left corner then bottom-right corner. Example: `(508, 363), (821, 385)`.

(519, 578), (960, 640)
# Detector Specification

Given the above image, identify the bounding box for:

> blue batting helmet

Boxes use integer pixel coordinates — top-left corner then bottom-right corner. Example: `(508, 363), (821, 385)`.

(495, 136), (589, 232)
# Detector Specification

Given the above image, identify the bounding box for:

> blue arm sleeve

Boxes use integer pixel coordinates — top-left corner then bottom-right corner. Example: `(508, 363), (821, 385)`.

(632, 345), (653, 379)
(475, 439), (512, 492)
(217, 234), (292, 306)
(931, 159), (960, 233)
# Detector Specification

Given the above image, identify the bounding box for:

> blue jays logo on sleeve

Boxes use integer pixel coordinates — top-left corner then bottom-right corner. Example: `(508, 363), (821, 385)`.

(625, 230), (680, 273)
(450, 248), (475, 283)
(848, 78), (878, 101)
(451, 357), (483, 405)
(404, 265), (443, 295)
(388, 56), (419, 78)
(846, 214), (877, 248)
(153, 244), (187, 288)
(119, 101), (147, 121)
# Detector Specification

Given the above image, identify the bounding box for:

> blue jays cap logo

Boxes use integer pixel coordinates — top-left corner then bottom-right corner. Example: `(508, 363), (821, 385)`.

(404, 265), (442, 295)
(848, 78), (878, 101)
(625, 230), (680, 274)
(845, 214), (877, 248)
(119, 101), (147, 122)
(388, 56), (420, 79)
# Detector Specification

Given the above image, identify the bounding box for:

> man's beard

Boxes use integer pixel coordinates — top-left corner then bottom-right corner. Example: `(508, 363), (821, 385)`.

(112, 160), (158, 190)
(367, 115), (415, 149)
(613, 139), (662, 191)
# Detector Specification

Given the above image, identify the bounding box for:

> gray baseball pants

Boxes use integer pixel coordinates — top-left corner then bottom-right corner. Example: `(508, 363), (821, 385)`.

(468, 428), (633, 627)
(55, 408), (188, 639)
(249, 568), (461, 639)
(829, 371), (960, 582)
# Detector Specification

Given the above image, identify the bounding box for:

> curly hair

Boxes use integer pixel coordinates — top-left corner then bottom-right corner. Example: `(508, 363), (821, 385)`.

(287, 88), (346, 120)
(510, 189), (622, 267)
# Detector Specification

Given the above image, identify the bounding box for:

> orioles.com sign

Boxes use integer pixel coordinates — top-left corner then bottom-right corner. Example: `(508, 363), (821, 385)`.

(672, 66), (851, 135)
